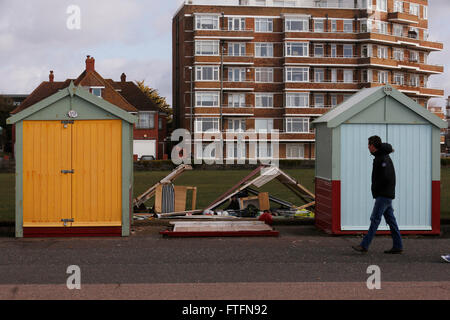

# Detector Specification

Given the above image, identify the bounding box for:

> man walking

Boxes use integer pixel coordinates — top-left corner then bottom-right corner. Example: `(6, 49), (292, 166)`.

(352, 136), (403, 254)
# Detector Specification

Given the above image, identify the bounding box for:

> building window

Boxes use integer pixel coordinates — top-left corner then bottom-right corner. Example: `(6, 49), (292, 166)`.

(314, 44), (324, 57)
(227, 119), (246, 132)
(286, 92), (309, 108)
(255, 68), (273, 83)
(361, 70), (372, 83)
(409, 74), (420, 87)
(228, 17), (246, 31)
(159, 118), (163, 130)
(137, 112), (155, 129)
(393, 1), (403, 13)
(410, 3), (420, 16)
(376, 21), (388, 34)
(314, 68), (325, 83)
(195, 15), (219, 30)
(330, 95), (337, 107)
(255, 18), (273, 32)
(285, 42), (308, 57)
(286, 144), (305, 159)
(196, 91), (219, 107)
(377, 46), (388, 59)
(285, 118), (309, 133)
(393, 24), (403, 37)
(376, 0), (387, 12)
(409, 51), (419, 62)
(423, 6), (428, 20)
(314, 94), (325, 107)
(196, 66), (219, 81)
(227, 141), (246, 160)
(255, 118), (274, 132)
(314, 19), (324, 32)
(228, 67), (246, 82)
(331, 20), (337, 32)
(343, 20), (353, 33)
(360, 20), (372, 33)
(343, 45), (353, 58)
(343, 70), (354, 83)
(331, 69), (337, 82)
(255, 94), (274, 108)
(255, 43), (273, 57)
(393, 73), (404, 85)
(228, 93), (246, 108)
(285, 17), (309, 32)
(361, 44), (372, 58)
(90, 87), (103, 98)
(228, 43), (246, 56)
(331, 44), (337, 57)
(195, 40), (219, 56)
(195, 118), (219, 133)
(378, 71), (388, 84)
(285, 67), (309, 82)
(256, 143), (273, 159)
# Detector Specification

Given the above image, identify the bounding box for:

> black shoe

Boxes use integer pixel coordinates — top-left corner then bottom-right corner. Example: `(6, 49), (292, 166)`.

(352, 245), (368, 253)
(384, 248), (403, 254)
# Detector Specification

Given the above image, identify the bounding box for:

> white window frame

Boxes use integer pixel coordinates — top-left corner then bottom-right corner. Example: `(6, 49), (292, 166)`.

(285, 67), (309, 82)
(228, 67), (247, 82)
(255, 68), (274, 83)
(314, 68), (325, 83)
(194, 117), (220, 133)
(228, 17), (246, 31)
(285, 17), (309, 32)
(195, 40), (219, 56)
(377, 46), (388, 59)
(228, 42), (246, 56)
(314, 94), (325, 107)
(314, 19), (325, 32)
(314, 44), (324, 57)
(376, 0), (387, 12)
(255, 118), (274, 132)
(195, 15), (220, 30)
(343, 69), (354, 83)
(228, 93), (246, 108)
(393, 48), (404, 61)
(331, 44), (337, 57)
(393, 72), (404, 85)
(393, 1), (403, 13)
(409, 3), (420, 16)
(285, 42), (309, 57)
(255, 93), (274, 108)
(343, 44), (353, 58)
(196, 66), (220, 81)
(255, 43), (274, 57)
(286, 144), (305, 159)
(331, 69), (338, 83)
(285, 118), (309, 133)
(227, 118), (246, 133)
(343, 20), (353, 33)
(195, 91), (220, 107)
(286, 92), (309, 108)
(255, 18), (273, 32)
(378, 71), (388, 84)
(136, 111), (155, 129)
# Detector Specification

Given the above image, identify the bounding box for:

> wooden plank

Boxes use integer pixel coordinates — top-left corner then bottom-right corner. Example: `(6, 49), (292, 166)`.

(174, 186), (188, 212)
(154, 184), (163, 214)
(296, 201), (316, 210)
(258, 192), (270, 211)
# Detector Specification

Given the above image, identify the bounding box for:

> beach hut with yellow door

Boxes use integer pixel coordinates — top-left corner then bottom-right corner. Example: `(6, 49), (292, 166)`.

(7, 81), (137, 237)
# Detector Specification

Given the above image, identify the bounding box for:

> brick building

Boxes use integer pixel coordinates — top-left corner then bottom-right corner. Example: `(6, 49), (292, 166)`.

(12, 56), (169, 159)
(172, 0), (443, 160)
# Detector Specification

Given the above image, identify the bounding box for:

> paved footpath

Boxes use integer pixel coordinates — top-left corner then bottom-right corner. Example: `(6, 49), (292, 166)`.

(0, 225), (449, 300)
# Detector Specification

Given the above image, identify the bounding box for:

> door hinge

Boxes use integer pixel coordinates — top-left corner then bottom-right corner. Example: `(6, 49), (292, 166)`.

(61, 170), (75, 174)
(61, 218), (74, 227)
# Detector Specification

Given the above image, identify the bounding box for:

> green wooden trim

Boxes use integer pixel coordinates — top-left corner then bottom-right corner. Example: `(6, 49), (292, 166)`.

(431, 127), (441, 181)
(7, 81), (138, 125)
(331, 126), (341, 181)
(327, 90), (386, 128)
(121, 122), (133, 237)
(15, 122), (23, 238)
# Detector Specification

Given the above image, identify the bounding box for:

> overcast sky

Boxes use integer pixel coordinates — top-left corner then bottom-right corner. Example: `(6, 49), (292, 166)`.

(0, 0), (449, 108)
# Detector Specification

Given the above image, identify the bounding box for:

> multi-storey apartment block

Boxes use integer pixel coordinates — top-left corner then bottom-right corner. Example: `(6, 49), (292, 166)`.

(172, 0), (444, 160)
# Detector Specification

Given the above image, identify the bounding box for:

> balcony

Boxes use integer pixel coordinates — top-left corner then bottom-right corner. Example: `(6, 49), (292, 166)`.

(194, 28), (254, 40)
(388, 12), (420, 25)
(221, 106), (255, 116)
(284, 81), (361, 92)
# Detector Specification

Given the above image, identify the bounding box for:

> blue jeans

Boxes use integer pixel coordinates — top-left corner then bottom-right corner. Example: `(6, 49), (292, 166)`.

(360, 197), (403, 250)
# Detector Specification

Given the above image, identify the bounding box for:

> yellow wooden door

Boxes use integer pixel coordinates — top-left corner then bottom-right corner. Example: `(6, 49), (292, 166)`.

(23, 121), (72, 227)
(71, 120), (122, 227)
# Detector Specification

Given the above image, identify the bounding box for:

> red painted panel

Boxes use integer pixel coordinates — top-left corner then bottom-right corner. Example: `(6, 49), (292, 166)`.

(23, 227), (122, 238)
(331, 181), (341, 234)
(314, 178), (334, 234)
(431, 181), (441, 235)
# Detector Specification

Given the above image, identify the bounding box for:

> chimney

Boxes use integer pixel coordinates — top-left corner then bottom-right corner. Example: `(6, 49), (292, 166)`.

(121, 73), (126, 83)
(85, 55), (95, 72)
(49, 70), (54, 82)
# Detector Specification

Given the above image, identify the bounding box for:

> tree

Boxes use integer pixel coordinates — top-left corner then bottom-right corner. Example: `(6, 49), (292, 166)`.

(0, 95), (14, 153)
(135, 80), (173, 123)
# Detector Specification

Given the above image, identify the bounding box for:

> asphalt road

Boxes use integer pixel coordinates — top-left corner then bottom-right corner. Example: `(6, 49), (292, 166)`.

(0, 225), (449, 299)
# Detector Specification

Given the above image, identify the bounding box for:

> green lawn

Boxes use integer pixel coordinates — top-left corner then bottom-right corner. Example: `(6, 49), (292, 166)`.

(0, 168), (449, 223)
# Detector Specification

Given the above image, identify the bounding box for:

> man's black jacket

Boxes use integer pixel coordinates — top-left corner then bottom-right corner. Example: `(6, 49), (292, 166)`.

(371, 143), (396, 199)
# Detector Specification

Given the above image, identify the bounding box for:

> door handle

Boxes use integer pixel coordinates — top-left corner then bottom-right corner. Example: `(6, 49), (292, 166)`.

(61, 219), (74, 227)
(61, 170), (75, 174)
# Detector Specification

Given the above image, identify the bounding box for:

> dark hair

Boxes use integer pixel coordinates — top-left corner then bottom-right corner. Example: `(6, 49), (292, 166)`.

(368, 136), (382, 149)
